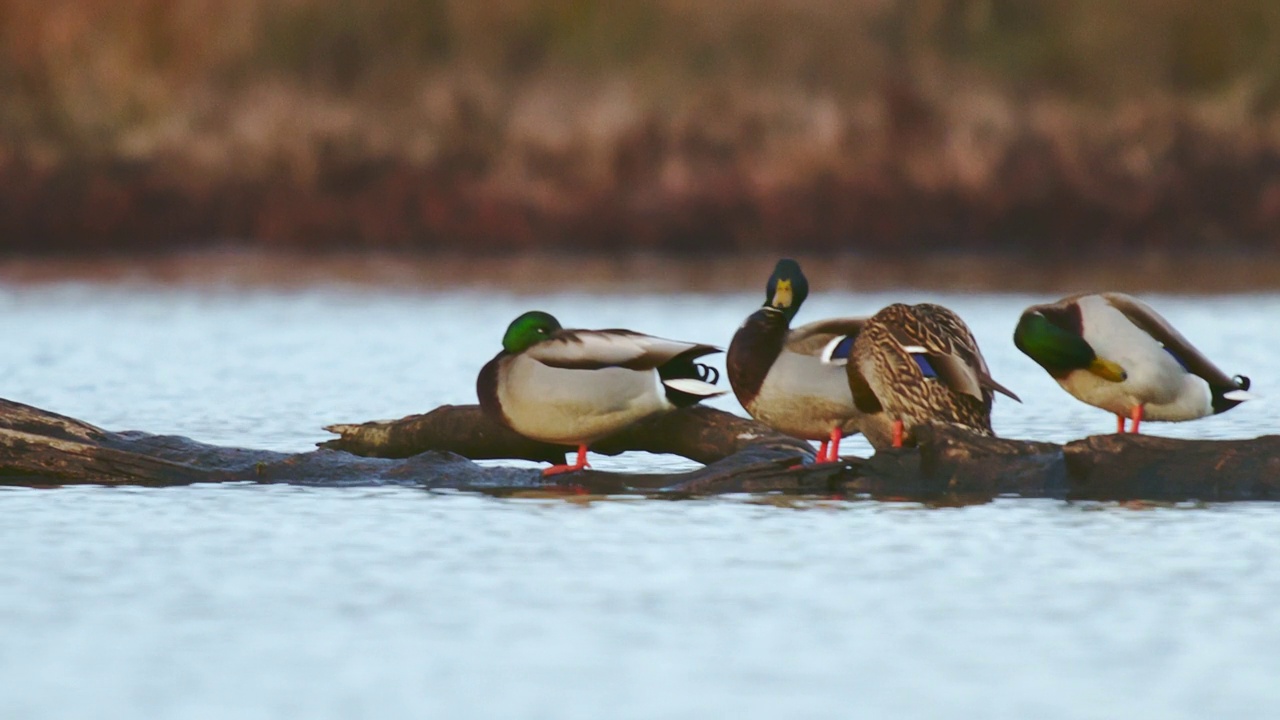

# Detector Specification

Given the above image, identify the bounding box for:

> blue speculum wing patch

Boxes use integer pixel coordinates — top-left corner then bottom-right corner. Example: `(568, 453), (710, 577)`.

(912, 353), (938, 378)
(1164, 346), (1190, 371)
(831, 336), (855, 360)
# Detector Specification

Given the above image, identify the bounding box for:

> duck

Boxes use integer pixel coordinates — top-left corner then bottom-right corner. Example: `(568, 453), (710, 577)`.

(726, 259), (867, 462)
(1013, 292), (1253, 433)
(477, 310), (726, 475)
(847, 303), (1020, 449)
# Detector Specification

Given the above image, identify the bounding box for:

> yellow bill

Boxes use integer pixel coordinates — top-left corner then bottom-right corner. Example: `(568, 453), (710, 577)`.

(1088, 357), (1127, 382)
(771, 279), (793, 309)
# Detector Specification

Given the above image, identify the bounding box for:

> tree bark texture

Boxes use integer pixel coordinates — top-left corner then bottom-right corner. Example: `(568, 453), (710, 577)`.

(2, 397), (1279, 502)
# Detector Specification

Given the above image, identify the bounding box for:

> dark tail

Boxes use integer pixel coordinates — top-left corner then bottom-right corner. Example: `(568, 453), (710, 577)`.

(659, 348), (723, 407)
(1211, 374), (1252, 414)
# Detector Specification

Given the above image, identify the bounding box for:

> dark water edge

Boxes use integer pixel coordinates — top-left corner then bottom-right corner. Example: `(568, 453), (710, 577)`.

(2, 249), (1279, 294)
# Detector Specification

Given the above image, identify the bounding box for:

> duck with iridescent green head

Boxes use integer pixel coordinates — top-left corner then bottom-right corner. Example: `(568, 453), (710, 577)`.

(477, 311), (726, 475)
(727, 259), (868, 463)
(1014, 292), (1253, 433)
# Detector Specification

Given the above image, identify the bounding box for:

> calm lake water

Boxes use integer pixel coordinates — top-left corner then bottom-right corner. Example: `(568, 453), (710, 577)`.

(2, 283), (1279, 719)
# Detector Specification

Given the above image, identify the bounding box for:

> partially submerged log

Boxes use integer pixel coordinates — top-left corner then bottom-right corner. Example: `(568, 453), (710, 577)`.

(319, 404), (812, 465)
(845, 426), (1069, 500)
(2, 396), (1279, 501)
(1065, 434), (1280, 501)
(0, 397), (814, 494)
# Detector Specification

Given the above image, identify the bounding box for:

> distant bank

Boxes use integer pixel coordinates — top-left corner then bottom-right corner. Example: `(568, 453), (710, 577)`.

(1, 129), (1278, 257)
(1, 250), (1277, 294)
(5, 2), (1280, 259)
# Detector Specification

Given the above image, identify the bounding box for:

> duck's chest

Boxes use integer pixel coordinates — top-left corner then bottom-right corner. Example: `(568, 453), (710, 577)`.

(727, 311), (788, 406)
(1076, 303), (1198, 408)
(750, 350), (859, 437)
(498, 359), (667, 443)
(1057, 369), (1212, 420)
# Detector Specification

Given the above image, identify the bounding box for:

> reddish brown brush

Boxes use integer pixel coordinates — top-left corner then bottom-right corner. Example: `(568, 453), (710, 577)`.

(1, 0), (1279, 253)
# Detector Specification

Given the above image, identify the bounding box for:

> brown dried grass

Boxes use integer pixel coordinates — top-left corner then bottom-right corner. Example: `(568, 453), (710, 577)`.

(2, 1), (1280, 254)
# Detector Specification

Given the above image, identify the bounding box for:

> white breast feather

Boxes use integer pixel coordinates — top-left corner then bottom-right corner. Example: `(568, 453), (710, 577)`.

(1065, 296), (1214, 419)
(499, 357), (670, 444)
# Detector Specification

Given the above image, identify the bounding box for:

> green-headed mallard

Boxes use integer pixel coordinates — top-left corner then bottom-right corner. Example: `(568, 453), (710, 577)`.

(1014, 292), (1253, 433)
(848, 303), (1020, 449)
(726, 259), (866, 462)
(477, 310), (726, 475)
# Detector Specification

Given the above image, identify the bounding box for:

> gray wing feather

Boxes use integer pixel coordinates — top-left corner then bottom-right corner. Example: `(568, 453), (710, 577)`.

(527, 329), (720, 370)
(1101, 293), (1236, 387)
(785, 316), (868, 356)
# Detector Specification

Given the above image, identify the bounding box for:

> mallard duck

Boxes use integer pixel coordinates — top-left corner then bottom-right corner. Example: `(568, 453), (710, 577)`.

(477, 310), (726, 475)
(726, 259), (866, 462)
(847, 303), (1020, 449)
(1014, 292), (1253, 433)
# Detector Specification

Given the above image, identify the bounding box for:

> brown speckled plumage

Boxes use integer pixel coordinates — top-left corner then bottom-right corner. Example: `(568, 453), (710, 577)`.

(848, 303), (1018, 448)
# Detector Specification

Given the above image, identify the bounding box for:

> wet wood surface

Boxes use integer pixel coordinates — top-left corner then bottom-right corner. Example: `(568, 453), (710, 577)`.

(3, 397), (1279, 502)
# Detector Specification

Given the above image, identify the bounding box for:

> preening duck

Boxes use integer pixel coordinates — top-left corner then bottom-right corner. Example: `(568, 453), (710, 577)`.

(848, 303), (1020, 449)
(477, 311), (726, 475)
(726, 259), (866, 463)
(1013, 292), (1253, 433)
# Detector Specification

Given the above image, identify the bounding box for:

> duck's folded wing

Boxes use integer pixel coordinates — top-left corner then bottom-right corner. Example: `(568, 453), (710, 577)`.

(918, 351), (984, 400)
(1103, 293), (1237, 387)
(786, 317), (868, 359)
(527, 329), (721, 370)
(886, 318), (1021, 402)
(848, 355), (884, 414)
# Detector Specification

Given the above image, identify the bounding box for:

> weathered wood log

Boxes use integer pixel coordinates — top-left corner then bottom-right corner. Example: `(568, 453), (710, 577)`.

(0, 398), (817, 493)
(319, 404), (813, 465)
(320, 405), (570, 463)
(3, 396), (1280, 501)
(1064, 433), (1280, 501)
(842, 425), (1069, 500)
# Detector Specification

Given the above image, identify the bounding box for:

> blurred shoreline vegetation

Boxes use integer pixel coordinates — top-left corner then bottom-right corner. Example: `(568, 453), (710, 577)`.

(3, 0), (1280, 253)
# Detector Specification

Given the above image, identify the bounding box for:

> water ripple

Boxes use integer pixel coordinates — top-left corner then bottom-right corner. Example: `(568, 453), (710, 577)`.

(2, 287), (1279, 718)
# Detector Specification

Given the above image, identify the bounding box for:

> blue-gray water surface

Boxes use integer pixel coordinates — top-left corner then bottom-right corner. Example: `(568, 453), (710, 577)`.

(1, 283), (1279, 719)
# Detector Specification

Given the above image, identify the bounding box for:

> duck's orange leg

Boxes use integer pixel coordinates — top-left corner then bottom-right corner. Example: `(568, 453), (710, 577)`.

(816, 439), (830, 463)
(827, 427), (843, 462)
(1116, 415), (1127, 434)
(1130, 404), (1144, 435)
(543, 445), (590, 476)
(891, 420), (904, 449)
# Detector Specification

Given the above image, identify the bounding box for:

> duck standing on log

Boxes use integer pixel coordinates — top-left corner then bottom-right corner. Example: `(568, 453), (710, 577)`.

(847, 303), (1020, 449)
(726, 259), (867, 463)
(1013, 292), (1254, 433)
(477, 311), (726, 475)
